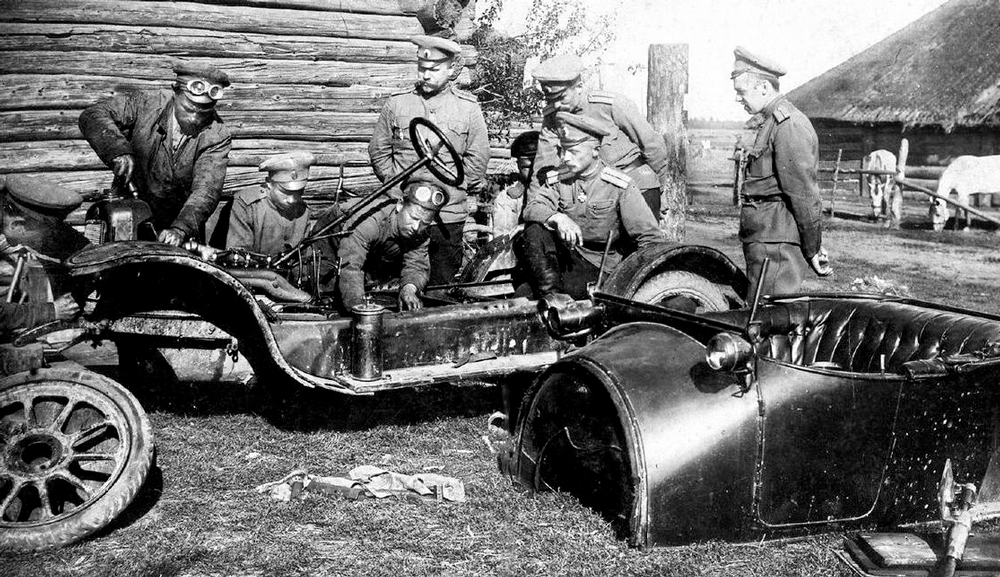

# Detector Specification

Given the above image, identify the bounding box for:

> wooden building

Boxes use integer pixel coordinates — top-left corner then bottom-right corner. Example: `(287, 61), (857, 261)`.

(0, 0), (484, 221)
(788, 0), (1000, 167)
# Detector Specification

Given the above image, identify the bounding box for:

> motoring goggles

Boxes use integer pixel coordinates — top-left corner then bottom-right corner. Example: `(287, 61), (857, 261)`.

(411, 185), (447, 207)
(183, 78), (225, 101)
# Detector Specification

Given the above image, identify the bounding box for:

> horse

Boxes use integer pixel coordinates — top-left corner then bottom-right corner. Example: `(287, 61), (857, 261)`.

(862, 149), (902, 228)
(930, 155), (1000, 231)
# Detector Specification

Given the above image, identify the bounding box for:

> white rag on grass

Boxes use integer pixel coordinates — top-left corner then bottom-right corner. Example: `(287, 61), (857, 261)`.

(255, 466), (465, 503)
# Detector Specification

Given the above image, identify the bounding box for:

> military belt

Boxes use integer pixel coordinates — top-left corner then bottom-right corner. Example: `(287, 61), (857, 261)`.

(740, 195), (783, 205)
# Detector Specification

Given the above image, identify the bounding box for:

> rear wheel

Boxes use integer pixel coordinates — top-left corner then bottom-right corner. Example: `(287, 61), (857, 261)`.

(0, 368), (154, 552)
(630, 270), (728, 312)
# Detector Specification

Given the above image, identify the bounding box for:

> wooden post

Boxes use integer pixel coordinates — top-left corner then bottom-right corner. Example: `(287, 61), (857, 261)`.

(830, 148), (842, 217)
(897, 138), (909, 180)
(647, 44), (688, 241)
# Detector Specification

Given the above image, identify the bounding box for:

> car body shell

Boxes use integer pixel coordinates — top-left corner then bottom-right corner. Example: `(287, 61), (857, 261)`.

(501, 293), (1000, 547)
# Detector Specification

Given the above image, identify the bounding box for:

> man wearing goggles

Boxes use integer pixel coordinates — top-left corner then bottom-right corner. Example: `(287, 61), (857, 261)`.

(518, 113), (663, 299)
(227, 151), (317, 255)
(529, 54), (672, 222)
(314, 179), (448, 313)
(79, 60), (232, 247)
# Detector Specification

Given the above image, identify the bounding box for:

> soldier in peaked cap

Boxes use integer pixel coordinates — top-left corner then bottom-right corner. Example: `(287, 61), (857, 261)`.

(517, 112), (664, 299)
(368, 34), (490, 286)
(730, 45), (832, 302)
(530, 53), (673, 222)
(1, 174), (89, 260)
(0, 175), (85, 335)
(314, 178), (449, 312)
(79, 59), (232, 247)
(227, 151), (317, 255)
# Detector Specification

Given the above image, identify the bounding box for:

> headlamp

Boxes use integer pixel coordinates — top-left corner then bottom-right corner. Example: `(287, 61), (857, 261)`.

(705, 332), (753, 372)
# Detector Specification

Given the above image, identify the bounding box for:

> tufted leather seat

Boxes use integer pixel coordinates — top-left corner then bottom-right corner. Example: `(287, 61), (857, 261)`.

(745, 298), (1000, 374)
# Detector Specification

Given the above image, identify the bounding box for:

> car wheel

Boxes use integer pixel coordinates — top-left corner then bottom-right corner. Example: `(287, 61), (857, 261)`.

(630, 270), (728, 312)
(0, 368), (154, 552)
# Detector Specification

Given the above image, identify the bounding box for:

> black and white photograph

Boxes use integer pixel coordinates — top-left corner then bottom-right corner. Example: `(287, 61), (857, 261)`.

(2, 0), (1000, 574)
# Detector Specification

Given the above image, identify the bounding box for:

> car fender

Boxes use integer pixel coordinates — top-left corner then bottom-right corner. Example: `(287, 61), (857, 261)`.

(504, 320), (759, 547)
(65, 241), (322, 390)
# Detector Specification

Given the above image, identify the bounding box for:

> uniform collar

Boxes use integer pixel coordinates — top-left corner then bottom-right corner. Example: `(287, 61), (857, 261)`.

(760, 94), (786, 119)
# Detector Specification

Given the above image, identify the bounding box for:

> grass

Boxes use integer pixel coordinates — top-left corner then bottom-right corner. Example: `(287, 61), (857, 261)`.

(5, 182), (1000, 577)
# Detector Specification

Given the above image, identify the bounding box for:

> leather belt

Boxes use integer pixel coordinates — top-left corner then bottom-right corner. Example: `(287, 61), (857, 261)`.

(740, 195), (783, 205)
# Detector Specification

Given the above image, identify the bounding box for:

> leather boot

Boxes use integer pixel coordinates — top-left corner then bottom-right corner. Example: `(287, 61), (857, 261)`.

(520, 240), (562, 297)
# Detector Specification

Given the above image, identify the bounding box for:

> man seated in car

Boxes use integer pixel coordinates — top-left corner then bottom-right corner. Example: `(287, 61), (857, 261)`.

(226, 151), (317, 255)
(516, 112), (664, 299)
(0, 175), (85, 336)
(316, 179), (448, 313)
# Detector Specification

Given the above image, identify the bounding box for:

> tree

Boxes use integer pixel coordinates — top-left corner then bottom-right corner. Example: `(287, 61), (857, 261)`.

(469, 0), (616, 135)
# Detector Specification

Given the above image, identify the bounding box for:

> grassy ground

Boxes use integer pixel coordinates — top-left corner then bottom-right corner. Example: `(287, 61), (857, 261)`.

(5, 180), (1000, 577)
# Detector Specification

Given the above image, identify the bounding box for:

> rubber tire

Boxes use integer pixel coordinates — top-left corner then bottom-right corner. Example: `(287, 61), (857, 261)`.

(630, 270), (728, 312)
(0, 368), (154, 552)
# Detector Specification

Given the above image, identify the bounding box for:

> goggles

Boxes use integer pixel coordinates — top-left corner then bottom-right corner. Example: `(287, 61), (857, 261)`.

(412, 185), (446, 207)
(184, 78), (225, 101)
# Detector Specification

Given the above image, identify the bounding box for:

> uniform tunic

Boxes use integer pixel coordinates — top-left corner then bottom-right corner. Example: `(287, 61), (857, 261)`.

(531, 89), (671, 201)
(79, 90), (231, 237)
(314, 203), (430, 310)
(739, 95), (823, 298)
(226, 186), (311, 254)
(524, 163), (664, 271)
(368, 84), (490, 225)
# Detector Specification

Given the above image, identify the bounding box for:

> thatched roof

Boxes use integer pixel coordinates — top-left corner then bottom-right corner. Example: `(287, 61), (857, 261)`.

(788, 0), (1000, 131)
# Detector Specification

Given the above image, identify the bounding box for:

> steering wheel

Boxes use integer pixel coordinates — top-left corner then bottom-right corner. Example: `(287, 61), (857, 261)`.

(409, 117), (464, 187)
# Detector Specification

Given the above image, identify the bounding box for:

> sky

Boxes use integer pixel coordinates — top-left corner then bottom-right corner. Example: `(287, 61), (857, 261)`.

(488, 0), (950, 120)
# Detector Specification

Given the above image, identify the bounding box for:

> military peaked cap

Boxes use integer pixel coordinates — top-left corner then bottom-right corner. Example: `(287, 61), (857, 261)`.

(173, 61), (231, 87)
(411, 35), (462, 63)
(510, 131), (540, 158)
(731, 46), (787, 80)
(3, 174), (83, 220)
(260, 151), (316, 192)
(554, 112), (611, 146)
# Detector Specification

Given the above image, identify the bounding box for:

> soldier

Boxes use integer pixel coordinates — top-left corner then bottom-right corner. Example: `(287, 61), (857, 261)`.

(0, 175), (84, 334)
(79, 61), (232, 246)
(490, 131), (539, 235)
(730, 46), (832, 302)
(531, 54), (671, 219)
(317, 180), (448, 312)
(368, 35), (490, 285)
(227, 151), (317, 254)
(517, 113), (664, 299)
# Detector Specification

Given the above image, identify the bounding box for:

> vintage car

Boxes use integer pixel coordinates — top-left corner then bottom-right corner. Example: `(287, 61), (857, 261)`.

(499, 290), (1000, 548)
(0, 119), (746, 551)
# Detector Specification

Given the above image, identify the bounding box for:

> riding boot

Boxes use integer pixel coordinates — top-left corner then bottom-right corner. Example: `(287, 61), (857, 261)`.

(518, 227), (563, 298)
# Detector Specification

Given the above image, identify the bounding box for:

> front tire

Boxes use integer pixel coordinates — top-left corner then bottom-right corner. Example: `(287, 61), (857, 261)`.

(630, 270), (728, 312)
(0, 368), (154, 552)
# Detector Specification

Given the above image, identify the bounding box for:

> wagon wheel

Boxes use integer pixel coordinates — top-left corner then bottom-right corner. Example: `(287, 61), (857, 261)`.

(409, 117), (464, 187)
(0, 368), (154, 552)
(629, 270), (728, 312)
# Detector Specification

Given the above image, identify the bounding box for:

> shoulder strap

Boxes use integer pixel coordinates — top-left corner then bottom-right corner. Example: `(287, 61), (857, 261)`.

(600, 166), (631, 189)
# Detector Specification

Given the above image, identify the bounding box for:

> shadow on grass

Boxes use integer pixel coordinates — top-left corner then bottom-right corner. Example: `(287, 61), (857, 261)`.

(104, 365), (513, 433)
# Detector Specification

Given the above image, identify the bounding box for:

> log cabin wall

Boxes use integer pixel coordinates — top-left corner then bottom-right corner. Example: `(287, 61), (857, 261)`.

(0, 0), (488, 225)
(814, 120), (1000, 166)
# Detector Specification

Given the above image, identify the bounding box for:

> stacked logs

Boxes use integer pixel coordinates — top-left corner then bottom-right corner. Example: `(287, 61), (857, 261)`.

(0, 0), (487, 218)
